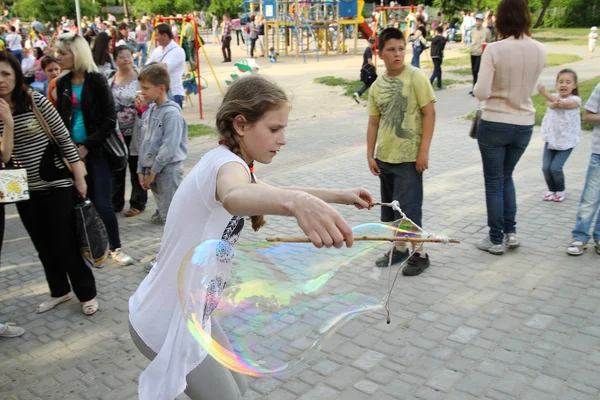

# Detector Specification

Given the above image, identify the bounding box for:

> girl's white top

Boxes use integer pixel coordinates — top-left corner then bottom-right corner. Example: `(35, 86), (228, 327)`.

(541, 94), (581, 151)
(129, 146), (250, 400)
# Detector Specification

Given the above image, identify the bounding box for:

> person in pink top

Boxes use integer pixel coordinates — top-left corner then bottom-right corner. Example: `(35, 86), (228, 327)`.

(473, 0), (546, 255)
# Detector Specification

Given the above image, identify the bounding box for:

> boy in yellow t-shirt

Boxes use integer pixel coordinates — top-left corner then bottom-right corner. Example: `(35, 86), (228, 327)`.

(366, 27), (436, 276)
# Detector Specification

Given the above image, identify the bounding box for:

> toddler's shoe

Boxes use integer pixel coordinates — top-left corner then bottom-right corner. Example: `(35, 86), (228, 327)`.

(543, 192), (555, 201)
(553, 192), (567, 202)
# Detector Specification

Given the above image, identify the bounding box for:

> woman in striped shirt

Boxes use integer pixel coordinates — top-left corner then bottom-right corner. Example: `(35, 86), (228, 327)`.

(0, 51), (99, 315)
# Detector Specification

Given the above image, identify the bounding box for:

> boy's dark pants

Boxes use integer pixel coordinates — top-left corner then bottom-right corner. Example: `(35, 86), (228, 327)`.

(222, 36), (232, 61)
(376, 160), (423, 227)
(471, 55), (482, 87)
(430, 58), (443, 88)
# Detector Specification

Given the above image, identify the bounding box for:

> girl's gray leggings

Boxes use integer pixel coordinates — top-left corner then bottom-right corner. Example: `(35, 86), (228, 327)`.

(129, 321), (247, 400)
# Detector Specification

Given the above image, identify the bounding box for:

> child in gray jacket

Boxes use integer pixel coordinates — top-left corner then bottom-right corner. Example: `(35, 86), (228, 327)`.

(136, 64), (188, 224)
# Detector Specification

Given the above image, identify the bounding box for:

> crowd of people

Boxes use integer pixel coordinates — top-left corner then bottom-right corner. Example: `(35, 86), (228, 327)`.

(0, 12), (193, 337)
(1, 3), (599, 400)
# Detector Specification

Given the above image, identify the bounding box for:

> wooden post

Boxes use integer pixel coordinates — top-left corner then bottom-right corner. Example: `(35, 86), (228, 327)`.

(275, 0), (280, 55)
(354, 18), (358, 55)
(336, 0), (340, 54)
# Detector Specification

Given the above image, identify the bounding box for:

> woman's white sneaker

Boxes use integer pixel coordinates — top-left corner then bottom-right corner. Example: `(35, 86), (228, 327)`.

(110, 248), (134, 266)
(506, 233), (520, 249)
(476, 237), (505, 255)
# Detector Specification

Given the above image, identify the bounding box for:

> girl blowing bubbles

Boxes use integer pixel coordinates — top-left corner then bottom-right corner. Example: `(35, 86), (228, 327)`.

(128, 76), (373, 400)
(538, 69), (581, 203)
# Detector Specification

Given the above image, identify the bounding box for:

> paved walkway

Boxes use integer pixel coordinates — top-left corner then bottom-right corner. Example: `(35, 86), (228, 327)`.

(1, 42), (600, 400)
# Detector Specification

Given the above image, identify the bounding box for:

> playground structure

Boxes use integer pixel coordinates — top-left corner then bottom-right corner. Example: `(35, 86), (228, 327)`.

(149, 15), (224, 119)
(244, 0), (375, 63)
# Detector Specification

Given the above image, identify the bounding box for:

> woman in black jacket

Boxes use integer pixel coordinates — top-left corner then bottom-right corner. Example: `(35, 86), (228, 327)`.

(54, 33), (133, 267)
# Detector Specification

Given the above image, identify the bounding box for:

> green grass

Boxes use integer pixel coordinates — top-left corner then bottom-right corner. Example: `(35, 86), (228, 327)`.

(314, 76), (366, 97)
(546, 53), (583, 66)
(433, 79), (468, 90)
(466, 76), (599, 131)
(533, 37), (588, 46)
(444, 56), (471, 67)
(532, 28), (591, 37)
(447, 67), (472, 76)
(188, 124), (215, 139)
(446, 53), (582, 69)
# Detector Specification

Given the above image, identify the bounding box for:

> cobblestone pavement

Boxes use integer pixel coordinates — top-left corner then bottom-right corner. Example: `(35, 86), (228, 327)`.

(2, 60), (600, 399)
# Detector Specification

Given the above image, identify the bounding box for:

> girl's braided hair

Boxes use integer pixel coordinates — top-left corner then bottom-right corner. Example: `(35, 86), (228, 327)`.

(215, 76), (288, 231)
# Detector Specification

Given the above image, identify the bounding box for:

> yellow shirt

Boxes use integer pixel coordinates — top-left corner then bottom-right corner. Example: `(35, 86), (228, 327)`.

(367, 65), (436, 164)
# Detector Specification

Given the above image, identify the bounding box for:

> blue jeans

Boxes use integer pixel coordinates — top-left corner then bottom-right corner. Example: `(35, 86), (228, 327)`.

(11, 49), (22, 63)
(411, 43), (422, 68)
(86, 155), (121, 250)
(136, 42), (147, 67)
(572, 153), (600, 243)
(465, 28), (472, 45)
(477, 120), (533, 244)
(168, 92), (184, 108)
(449, 28), (456, 42)
(542, 143), (573, 192)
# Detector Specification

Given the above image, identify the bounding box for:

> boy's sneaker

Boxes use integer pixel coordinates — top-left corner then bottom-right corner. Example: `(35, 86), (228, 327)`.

(375, 248), (409, 268)
(566, 240), (587, 256)
(150, 211), (165, 225)
(110, 248), (134, 266)
(402, 253), (430, 276)
(505, 233), (520, 249)
(352, 93), (360, 104)
(476, 237), (505, 255)
(144, 258), (157, 273)
(0, 323), (25, 338)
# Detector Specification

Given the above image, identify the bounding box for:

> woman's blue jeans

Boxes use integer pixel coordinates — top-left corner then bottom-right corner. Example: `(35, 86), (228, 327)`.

(572, 153), (600, 243)
(136, 43), (148, 67)
(542, 143), (573, 192)
(86, 154), (121, 250)
(411, 44), (422, 68)
(477, 120), (533, 245)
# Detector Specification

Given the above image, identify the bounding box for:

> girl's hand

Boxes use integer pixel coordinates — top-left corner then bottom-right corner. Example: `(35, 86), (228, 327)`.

(537, 83), (546, 94)
(292, 193), (354, 249)
(74, 178), (87, 198)
(340, 188), (373, 209)
(0, 98), (13, 126)
(78, 146), (88, 159)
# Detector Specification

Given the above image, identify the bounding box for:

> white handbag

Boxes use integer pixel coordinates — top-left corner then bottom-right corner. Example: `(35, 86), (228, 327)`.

(0, 165), (29, 204)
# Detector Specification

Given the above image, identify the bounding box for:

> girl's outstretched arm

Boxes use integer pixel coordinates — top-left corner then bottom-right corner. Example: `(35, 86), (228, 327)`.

(217, 162), (355, 248)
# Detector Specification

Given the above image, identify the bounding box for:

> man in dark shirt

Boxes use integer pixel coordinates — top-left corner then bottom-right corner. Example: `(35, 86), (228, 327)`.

(353, 37), (377, 103)
(429, 26), (446, 89)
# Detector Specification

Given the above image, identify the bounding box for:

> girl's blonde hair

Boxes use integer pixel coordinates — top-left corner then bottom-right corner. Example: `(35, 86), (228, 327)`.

(216, 76), (288, 231)
(557, 68), (579, 96)
(55, 33), (98, 73)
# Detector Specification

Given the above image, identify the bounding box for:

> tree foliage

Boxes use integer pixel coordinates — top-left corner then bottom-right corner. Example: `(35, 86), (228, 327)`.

(130, 0), (197, 16)
(13, 0), (100, 22)
(207, 0), (245, 19)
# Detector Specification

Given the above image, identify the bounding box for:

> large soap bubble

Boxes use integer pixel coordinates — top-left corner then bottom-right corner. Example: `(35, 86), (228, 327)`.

(178, 222), (415, 377)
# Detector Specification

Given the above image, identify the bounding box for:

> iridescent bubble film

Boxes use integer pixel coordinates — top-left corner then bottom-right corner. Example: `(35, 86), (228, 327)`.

(178, 222), (412, 377)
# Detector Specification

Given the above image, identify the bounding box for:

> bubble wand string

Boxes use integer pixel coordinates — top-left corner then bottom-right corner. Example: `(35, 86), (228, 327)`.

(265, 201), (460, 324)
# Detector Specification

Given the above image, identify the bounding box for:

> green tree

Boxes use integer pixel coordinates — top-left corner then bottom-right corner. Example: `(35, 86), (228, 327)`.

(208, 0), (244, 19)
(13, 0), (100, 22)
(130, 0), (197, 16)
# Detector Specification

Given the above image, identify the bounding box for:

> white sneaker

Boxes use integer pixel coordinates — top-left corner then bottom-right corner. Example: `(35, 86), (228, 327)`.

(110, 248), (134, 266)
(506, 233), (520, 249)
(144, 258), (157, 273)
(353, 93), (360, 104)
(0, 323), (25, 338)
(476, 236), (505, 255)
